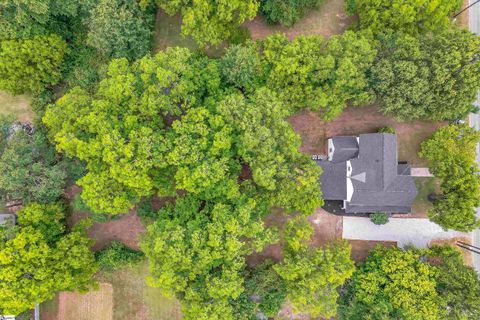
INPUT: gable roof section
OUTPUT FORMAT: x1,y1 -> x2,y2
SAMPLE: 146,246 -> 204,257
330,136 -> 359,162
317,160 -> 347,200
318,133 -> 418,214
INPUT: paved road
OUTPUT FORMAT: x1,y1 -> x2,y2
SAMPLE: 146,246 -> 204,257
469,0 -> 480,273
343,217 -> 470,248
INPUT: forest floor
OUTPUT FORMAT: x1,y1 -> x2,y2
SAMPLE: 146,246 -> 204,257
243,0 -> 355,40
0,90 -> 33,122
289,105 -> 445,167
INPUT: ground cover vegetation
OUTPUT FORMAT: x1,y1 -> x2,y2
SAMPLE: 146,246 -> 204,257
339,245 -> 480,320
2,0 -> 480,318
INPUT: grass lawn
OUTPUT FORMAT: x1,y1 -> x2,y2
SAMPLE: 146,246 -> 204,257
410,177 -> 441,218
0,90 -> 33,122
97,260 -> 182,320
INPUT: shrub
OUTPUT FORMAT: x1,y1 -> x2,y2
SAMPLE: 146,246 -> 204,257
95,241 -> 144,270
378,126 -> 395,134
261,0 -> 324,27
370,212 -> 389,225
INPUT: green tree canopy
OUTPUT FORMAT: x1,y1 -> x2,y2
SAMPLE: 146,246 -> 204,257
0,117 -> 67,204
371,29 -> 480,121
263,31 -> 376,119
347,0 -> 462,35
339,246 -> 446,320
0,0 -> 90,40
86,0 -> 155,60
43,48 -> 221,214
261,0 -> 324,27
427,245 -> 480,320
140,193 -> 277,320
274,217 -> 355,318
0,35 -> 68,94
219,42 -> 265,93
156,0 -> 259,46
0,203 -> 97,315
419,125 -> 480,231
217,88 -> 323,214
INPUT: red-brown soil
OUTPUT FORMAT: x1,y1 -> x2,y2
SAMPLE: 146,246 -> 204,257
289,105 -> 446,166
348,240 -> 397,263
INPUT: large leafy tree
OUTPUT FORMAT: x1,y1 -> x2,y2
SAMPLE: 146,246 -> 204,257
428,245 -> 480,320
0,116 -> 67,204
0,35 -> 68,94
0,0 -> 90,40
232,260 -> 287,319
263,31 -> 376,119
274,217 -> 355,318
371,29 -> 480,121
156,0 -> 259,46
86,0 -> 155,60
419,125 -> 480,231
339,246 -> 446,320
219,42 -> 265,93
217,88 -> 323,214
347,0 -> 462,35
261,0 -> 324,27
43,48 -> 220,214
0,203 -> 97,315
141,194 -> 277,320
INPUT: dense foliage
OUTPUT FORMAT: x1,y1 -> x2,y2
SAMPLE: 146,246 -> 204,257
263,31 -> 376,119
0,35 -> 68,94
0,116 -> 67,204
347,0 -> 462,35
371,29 -> 480,121
0,0 -> 90,40
419,125 -> 480,232
274,217 -> 355,318
156,0 -> 259,46
86,0 -> 155,60
220,42 -> 265,93
340,245 -> 480,320
0,203 -> 97,315
261,0 -> 323,27
141,194 -> 277,320
428,245 -> 480,320
340,246 -> 445,320
95,241 -> 144,270
233,260 -> 287,319
44,49 -> 322,215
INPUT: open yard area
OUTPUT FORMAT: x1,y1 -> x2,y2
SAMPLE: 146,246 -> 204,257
289,105 -> 446,166
41,262 -> 181,320
0,90 -> 33,122
244,0 -> 355,40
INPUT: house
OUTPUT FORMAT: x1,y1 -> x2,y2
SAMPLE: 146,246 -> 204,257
317,133 -> 418,214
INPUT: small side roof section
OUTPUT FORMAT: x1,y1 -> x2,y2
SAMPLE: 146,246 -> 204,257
329,136 -> 359,162
317,161 -> 347,200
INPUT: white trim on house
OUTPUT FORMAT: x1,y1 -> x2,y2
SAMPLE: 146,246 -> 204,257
327,139 -> 335,161
346,177 -> 354,202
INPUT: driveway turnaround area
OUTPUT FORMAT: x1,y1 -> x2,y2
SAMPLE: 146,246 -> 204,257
343,217 -> 471,248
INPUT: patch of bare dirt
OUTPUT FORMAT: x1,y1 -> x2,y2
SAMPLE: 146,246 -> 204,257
244,0 -> 355,41
429,237 -> 474,267
57,283 -> 113,320
347,240 -> 397,263
289,105 -> 446,166
309,208 -> 343,247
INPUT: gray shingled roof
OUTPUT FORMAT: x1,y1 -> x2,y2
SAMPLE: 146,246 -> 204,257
317,161 -> 347,200
318,133 -> 418,214
330,136 -> 359,162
